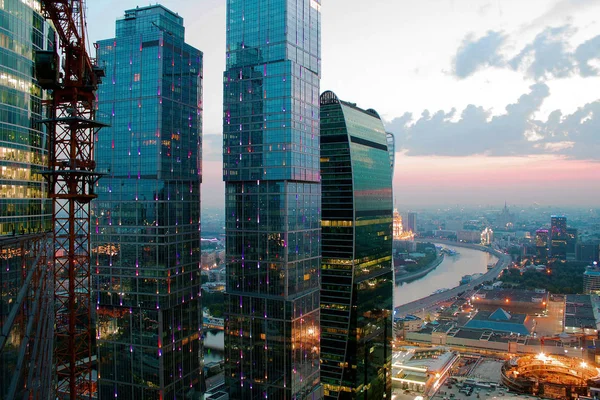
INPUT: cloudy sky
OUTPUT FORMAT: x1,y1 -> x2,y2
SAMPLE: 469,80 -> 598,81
87,0 -> 600,208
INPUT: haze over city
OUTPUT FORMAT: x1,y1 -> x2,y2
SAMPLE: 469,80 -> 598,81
87,0 -> 600,208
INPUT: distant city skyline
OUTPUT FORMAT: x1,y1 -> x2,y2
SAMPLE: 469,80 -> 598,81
88,0 -> 600,207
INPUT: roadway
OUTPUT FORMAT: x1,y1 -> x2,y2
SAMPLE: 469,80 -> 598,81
395,240 -> 512,317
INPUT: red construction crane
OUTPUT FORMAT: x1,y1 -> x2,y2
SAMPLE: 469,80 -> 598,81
35,1 -> 105,398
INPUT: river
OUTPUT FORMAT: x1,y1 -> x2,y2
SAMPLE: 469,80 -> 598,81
394,244 -> 498,308
204,330 -> 224,363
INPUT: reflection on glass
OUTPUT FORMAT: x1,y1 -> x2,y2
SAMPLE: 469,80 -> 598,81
222,0 -> 322,398
92,5 -> 204,399
320,91 -> 393,400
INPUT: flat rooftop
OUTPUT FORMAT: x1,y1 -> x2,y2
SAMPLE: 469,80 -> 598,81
566,294 -> 593,305
565,294 -> 597,329
393,347 -> 455,372
565,316 -> 597,329
474,288 -> 547,303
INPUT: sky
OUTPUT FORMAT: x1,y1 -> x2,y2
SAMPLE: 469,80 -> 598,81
86,0 -> 600,209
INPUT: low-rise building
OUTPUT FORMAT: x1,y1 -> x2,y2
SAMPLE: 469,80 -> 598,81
583,266 -> 600,295
463,308 -> 534,336
392,347 -> 456,393
473,288 -> 548,313
564,294 -> 597,334
208,266 -> 226,282
405,324 -> 585,358
457,230 -> 480,243
395,314 -> 423,338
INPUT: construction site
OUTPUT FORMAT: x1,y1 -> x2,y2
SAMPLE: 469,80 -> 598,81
502,353 -> 599,399
394,288 -> 600,399
392,348 -> 600,400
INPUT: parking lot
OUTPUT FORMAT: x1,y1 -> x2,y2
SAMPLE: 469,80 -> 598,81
393,352 -> 568,400
429,358 -> 543,400
533,299 -> 564,336
430,377 -> 544,400
430,382 -> 546,400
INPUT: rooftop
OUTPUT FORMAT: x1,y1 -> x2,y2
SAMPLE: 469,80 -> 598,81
124,4 -> 182,20
565,316 -> 597,329
392,347 -> 455,373
566,294 -> 593,305
474,288 -> 547,303
463,308 -> 532,335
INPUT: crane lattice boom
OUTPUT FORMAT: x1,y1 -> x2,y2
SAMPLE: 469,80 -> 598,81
37,1 -> 105,398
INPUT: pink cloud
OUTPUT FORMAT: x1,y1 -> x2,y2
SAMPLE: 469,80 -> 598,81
394,155 -> 600,205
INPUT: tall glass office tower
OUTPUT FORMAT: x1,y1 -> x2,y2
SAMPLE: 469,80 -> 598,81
0,1 -> 55,398
93,5 -> 203,399
320,91 -> 393,400
223,0 -> 322,398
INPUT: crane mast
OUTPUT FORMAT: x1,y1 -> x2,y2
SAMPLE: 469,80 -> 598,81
37,1 -> 105,398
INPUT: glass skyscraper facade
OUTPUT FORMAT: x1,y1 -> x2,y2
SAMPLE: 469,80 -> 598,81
550,215 -> 567,260
222,0 -> 322,398
93,5 -> 203,399
535,229 -> 549,260
0,0 -> 52,235
320,91 -> 393,400
0,0 -> 54,398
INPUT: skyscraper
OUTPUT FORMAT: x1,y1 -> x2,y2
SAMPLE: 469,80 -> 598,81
319,91 -> 393,399
566,228 -> 578,258
393,209 -> 403,240
496,202 -> 515,229
0,1 -> 55,398
222,0 -> 322,398
406,212 -> 417,234
93,5 -> 204,399
576,241 -> 600,263
535,229 -> 549,260
550,215 -> 567,260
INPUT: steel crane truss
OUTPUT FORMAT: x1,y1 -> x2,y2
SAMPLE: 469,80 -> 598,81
42,94 -> 105,399
38,0 -> 106,397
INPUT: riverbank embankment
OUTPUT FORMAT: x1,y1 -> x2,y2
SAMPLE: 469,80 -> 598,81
395,253 -> 445,283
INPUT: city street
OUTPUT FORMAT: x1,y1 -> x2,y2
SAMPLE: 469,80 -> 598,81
534,299 -> 565,336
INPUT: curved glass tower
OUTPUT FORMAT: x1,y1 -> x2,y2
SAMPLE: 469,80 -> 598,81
0,1 -> 55,398
320,91 -> 393,400
222,0 -> 322,398
93,5 -> 204,399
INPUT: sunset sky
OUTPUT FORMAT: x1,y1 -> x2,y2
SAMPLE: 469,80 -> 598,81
88,0 -> 600,208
